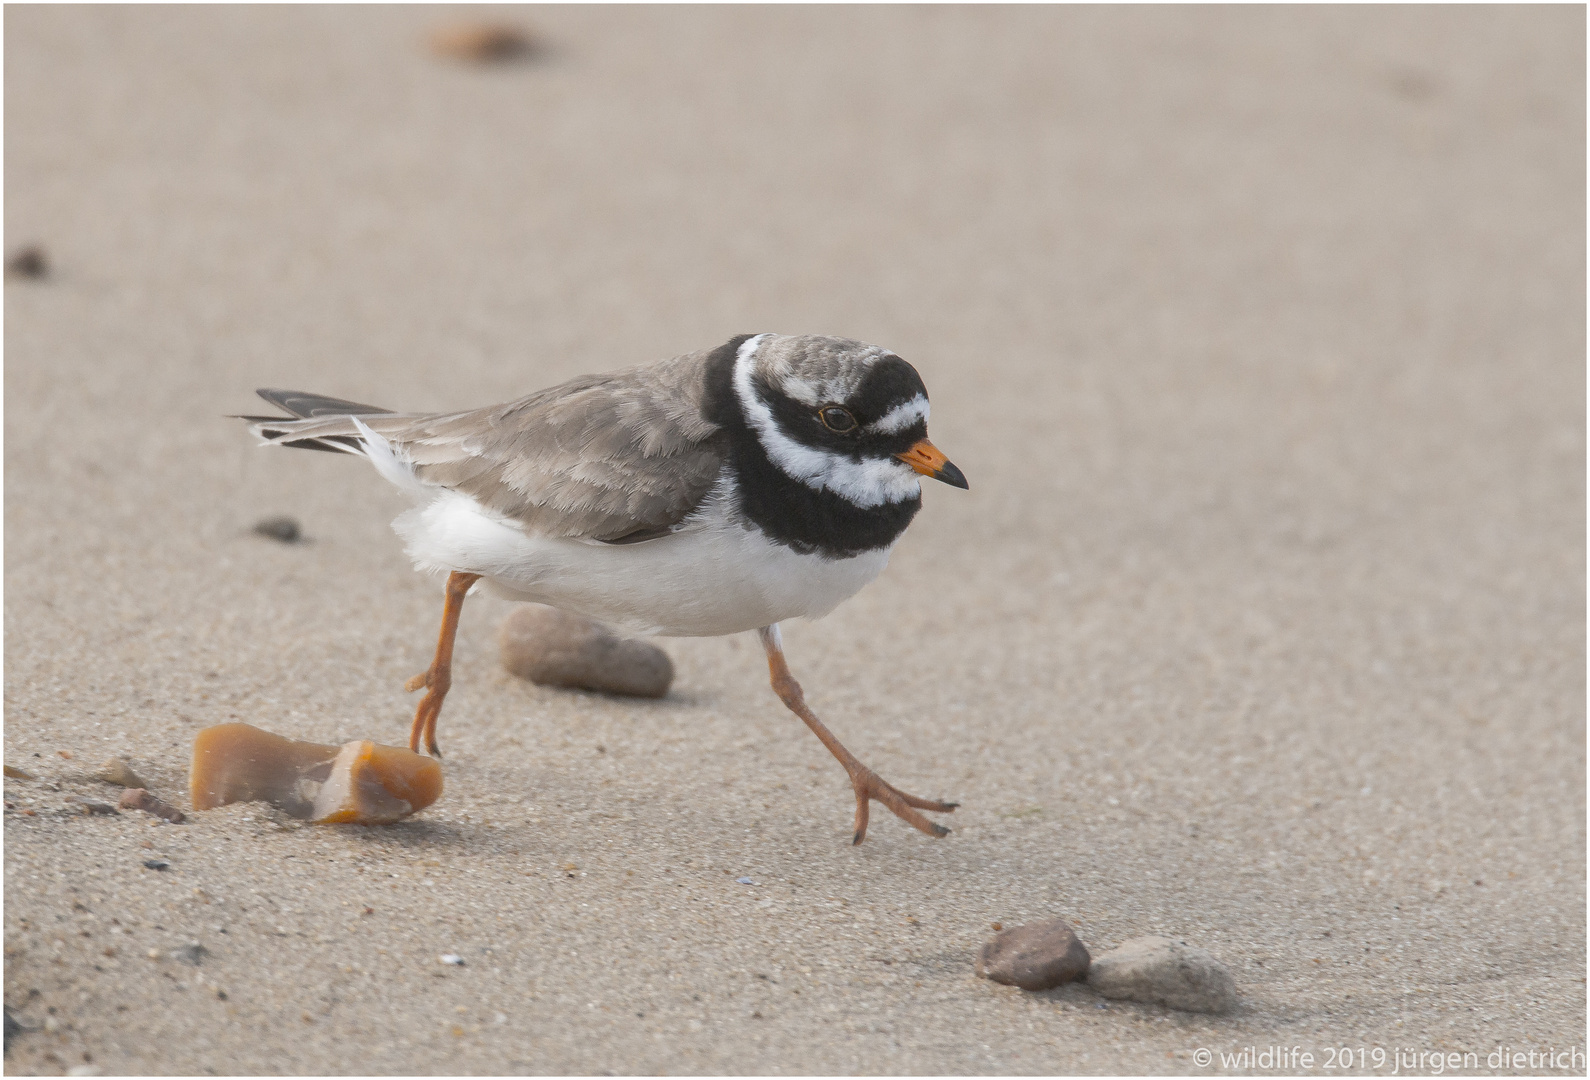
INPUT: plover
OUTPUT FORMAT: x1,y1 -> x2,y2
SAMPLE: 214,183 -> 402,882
242,333 -> 968,842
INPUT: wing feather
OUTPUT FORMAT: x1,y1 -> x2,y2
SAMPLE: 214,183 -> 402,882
395,349 -> 725,541
246,348 -> 728,542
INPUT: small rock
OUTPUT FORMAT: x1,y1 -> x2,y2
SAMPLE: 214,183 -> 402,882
1086,935 -> 1237,1014
4,1006 -> 22,1052
170,943 -> 208,965
429,23 -> 539,62
252,515 -> 301,543
117,788 -> 186,824
439,953 -> 465,966
142,859 -> 171,871
65,796 -> 119,816
5,245 -> 48,279
976,918 -> 1091,991
4,765 -> 35,780
95,758 -> 146,789
736,877 -> 755,886
499,605 -> 672,698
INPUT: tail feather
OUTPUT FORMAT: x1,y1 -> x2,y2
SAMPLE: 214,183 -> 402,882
238,389 -> 412,456
254,388 -> 393,419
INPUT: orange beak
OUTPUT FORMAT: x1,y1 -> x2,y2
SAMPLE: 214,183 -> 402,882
894,438 -> 969,489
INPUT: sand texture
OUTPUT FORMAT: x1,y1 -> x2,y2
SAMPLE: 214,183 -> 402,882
4,6 -> 1584,1075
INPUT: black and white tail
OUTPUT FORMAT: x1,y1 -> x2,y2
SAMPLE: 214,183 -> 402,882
238,388 -> 398,455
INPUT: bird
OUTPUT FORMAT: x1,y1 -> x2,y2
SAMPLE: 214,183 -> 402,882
240,333 -> 969,843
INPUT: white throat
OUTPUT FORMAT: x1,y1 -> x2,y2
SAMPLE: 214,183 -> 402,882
731,335 -> 922,509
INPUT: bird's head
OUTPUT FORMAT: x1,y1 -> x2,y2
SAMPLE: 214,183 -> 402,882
731,333 -> 967,508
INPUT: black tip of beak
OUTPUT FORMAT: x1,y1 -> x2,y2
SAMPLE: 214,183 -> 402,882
935,460 -> 969,490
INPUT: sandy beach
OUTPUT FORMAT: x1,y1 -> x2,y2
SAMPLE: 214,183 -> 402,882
4,6 -> 1584,1075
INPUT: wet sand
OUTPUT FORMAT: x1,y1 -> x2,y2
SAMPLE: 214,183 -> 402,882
4,6 -> 1584,1075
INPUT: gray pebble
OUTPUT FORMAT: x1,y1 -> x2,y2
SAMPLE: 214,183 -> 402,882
142,859 -> 171,871
5,245 -> 47,279
975,918 -> 1091,991
170,943 -> 208,965
1086,935 -> 1237,1014
95,757 -> 146,789
499,605 -> 672,698
252,515 -> 301,543
65,795 -> 119,816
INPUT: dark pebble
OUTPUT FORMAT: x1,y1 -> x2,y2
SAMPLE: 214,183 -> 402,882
66,796 -> 119,816
976,917 -> 1091,991
170,943 -> 208,965
499,604 -> 673,698
252,516 -> 302,543
5,245 -> 47,279
429,23 -> 539,62
142,859 -> 171,871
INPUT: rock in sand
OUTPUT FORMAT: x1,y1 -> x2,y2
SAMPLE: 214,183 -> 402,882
499,605 -> 672,698
975,918 -> 1091,991
1086,935 -> 1237,1014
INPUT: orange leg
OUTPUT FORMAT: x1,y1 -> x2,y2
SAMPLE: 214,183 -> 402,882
758,625 -> 957,845
405,571 -> 482,758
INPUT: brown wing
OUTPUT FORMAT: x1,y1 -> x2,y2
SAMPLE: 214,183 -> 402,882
387,347 -> 727,542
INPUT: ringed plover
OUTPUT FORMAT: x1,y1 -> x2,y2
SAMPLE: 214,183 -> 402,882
242,333 -> 967,843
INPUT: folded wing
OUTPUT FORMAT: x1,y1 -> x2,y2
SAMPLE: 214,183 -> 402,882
245,349 -> 728,543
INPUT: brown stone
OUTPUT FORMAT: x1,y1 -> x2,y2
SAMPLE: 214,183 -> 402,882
118,788 -> 187,824
429,24 -> 538,63
975,918 -> 1091,991
189,723 -> 442,825
499,605 -> 673,698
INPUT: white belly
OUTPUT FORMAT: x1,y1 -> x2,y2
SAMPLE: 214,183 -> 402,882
392,489 -> 893,636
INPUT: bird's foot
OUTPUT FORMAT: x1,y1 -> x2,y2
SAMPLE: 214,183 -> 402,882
404,668 -> 448,758
847,765 -> 957,845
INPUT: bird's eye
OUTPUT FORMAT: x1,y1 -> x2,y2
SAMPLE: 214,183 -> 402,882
819,406 -> 857,433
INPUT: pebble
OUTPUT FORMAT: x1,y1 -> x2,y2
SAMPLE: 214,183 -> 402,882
95,758 -> 146,789
119,788 -> 186,824
65,795 -> 119,816
4,765 -> 35,780
975,918 -> 1091,991
1086,935 -> 1237,1014
170,943 -> 208,966
142,859 -> 171,871
499,605 -> 673,698
429,23 -> 538,62
439,954 -> 465,966
252,515 -> 301,543
5,245 -> 47,279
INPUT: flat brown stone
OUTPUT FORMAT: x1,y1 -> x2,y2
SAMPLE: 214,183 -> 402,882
975,918 -> 1091,991
499,605 -> 673,699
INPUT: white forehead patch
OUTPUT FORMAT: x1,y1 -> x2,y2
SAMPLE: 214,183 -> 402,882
779,375 -> 821,406
733,335 -> 921,509
865,394 -> 930,435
